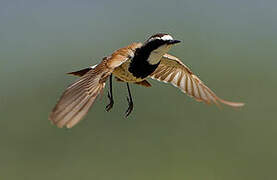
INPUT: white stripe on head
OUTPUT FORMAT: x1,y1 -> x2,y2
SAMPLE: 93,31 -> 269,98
161,35 -> 173,41
148,33 -> 173,42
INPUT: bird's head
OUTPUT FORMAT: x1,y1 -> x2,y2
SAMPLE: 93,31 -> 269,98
145,33 -> 181,46
143,33 -> 181,64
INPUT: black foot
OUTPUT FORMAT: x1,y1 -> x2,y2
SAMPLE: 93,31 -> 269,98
125,96 -> 133,117
105,92 -> 114,112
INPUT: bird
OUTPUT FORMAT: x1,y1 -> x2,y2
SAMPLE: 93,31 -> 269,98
49,33 -> 244,128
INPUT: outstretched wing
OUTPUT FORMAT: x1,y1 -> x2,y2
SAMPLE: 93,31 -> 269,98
49,64 -> 109,128
49,43 -> 142,128
149,54 -> 244,107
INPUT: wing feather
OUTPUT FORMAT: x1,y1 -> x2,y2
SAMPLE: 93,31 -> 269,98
50,43 -> 142,128
150,54 -> 244,107
49,67 -> 107,128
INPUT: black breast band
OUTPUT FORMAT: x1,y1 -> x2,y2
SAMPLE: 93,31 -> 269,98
129,40 -> 163,79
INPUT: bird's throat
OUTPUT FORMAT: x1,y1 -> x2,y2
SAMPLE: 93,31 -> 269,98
128,44 -> 170,79
147,51 -> 164,65
147,44 -> 171,65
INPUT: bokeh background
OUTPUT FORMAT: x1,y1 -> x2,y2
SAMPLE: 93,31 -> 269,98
1,0 -> 277,179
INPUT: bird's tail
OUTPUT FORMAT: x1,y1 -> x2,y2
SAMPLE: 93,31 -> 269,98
49,64 -> 110,128
67,67 -> 92,77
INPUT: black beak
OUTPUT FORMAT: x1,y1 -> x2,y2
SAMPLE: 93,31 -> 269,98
167,40 -> 181,45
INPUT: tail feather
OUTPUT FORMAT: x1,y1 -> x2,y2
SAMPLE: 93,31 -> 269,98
67,67 -> 92,77
135,80 -> 152,87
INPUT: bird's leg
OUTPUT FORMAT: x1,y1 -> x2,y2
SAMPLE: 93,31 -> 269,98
125,83 -> 134,117
105,75 -> 114,111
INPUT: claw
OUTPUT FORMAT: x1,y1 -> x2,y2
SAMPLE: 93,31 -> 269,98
125,96 -> 133,117
105,92 -> 114,112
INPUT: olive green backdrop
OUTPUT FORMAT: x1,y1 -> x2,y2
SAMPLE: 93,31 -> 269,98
1,0 -> 276,179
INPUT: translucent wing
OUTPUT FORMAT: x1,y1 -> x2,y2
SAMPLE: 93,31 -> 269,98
49,43 -> 142,128
49,65 -> 108,128
150,54 -> 244,107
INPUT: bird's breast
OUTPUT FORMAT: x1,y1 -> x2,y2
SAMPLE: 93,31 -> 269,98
112,61 -> 145,82
128,48 -> 161,79
128,60 -> 160,79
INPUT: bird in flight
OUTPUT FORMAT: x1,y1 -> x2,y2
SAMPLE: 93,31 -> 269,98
49,33 -> 244,128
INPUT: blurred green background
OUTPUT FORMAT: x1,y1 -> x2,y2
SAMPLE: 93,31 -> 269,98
1,0 -> 277,179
